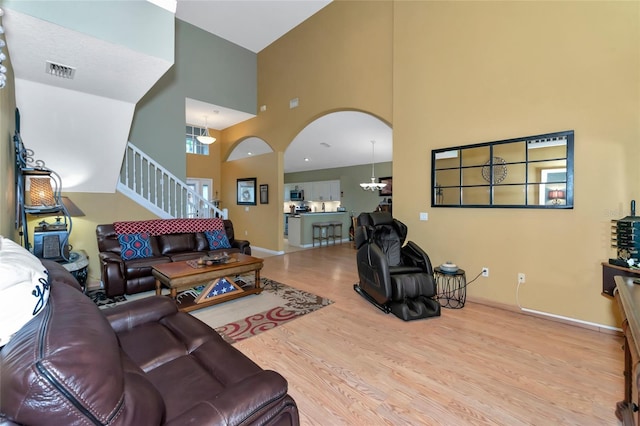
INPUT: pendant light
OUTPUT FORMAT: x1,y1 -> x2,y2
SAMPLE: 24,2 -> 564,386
196,115 -> 216,145
360,140 -> 387,191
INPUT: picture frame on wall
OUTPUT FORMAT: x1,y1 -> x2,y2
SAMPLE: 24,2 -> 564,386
237,178 -> 257,205
378,176 -> 393,196
260,184 -> 269,204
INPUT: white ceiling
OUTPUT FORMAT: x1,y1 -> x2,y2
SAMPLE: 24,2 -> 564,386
176,0 -> 392,173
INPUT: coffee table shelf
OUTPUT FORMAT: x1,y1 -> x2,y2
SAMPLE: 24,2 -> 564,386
152,253 -> 264,313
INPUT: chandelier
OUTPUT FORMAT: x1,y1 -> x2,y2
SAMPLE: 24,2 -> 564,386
360,140 -> 387,192
196,115 -> 216,145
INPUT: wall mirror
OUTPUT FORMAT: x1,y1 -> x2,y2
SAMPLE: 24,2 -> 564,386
432,130 -> 573,208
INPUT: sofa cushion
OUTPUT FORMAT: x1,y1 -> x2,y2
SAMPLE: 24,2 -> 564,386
0,236 -> 50,346
158,233 -> 197,255
205,229 -> 232,250
118,232 -> 153,260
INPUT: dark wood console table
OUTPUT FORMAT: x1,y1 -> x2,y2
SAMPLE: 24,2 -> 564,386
614,275 -> 640,424
603,262 -> 640,296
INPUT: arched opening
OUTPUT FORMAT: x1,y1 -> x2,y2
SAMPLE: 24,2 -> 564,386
283,110 -> 392,252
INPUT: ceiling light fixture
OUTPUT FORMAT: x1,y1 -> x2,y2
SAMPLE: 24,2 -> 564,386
196,115 -> 216,145
360,140 -> 387,192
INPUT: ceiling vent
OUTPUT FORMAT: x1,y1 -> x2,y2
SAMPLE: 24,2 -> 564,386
45,61 -> 76,79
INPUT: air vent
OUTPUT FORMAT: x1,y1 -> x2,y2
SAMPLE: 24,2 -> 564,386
45,61 -> 76,79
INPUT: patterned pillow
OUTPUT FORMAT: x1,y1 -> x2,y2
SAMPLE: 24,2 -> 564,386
117,233 -> 152,260
205,230 -> 231,250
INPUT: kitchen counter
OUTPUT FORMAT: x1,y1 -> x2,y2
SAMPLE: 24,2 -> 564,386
286,212 -> 348,247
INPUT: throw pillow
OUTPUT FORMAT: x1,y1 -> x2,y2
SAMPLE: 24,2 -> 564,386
0,236 -> 50,346
117,233 -> 152,260
205,230 -> 231,250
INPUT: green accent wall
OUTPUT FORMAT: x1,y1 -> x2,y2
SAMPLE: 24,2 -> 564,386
1,0 -> 174,62
129,19 -> 257,181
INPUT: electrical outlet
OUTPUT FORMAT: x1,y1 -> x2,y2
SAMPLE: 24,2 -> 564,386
518,273 -> 526,284
482,267 -> 489,277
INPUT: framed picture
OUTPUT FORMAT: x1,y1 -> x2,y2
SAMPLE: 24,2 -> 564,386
237,178 -> 257,205
194,277 -> 243,304
260,184 -> 269,204
378,176 -> 393,196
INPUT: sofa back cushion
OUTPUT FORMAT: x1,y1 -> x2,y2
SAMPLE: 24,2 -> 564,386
0,268 -> 164,425
158,233 -> 198,255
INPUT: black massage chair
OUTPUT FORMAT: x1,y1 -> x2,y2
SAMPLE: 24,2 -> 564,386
354,211 -> 441,321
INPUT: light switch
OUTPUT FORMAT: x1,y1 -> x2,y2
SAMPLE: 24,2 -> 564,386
419,212 -> 428,221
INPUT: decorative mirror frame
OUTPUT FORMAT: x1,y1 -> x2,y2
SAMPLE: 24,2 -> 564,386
431,130 -> 574,209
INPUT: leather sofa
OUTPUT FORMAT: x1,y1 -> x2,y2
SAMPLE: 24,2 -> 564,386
96,219 -> 251,297
0,260 -> 299,426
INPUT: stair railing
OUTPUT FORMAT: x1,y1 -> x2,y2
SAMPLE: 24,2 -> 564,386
117,142 -> 227,219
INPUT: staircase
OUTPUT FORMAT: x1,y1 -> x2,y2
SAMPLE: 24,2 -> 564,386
117,142 -> 227,220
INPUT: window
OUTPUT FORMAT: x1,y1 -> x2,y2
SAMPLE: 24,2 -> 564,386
186,125 -> 209,155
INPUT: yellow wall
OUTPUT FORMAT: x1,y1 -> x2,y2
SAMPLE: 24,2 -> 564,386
220,152 -> 283,249
393,1 -> 639,326
220,0 -> 394,252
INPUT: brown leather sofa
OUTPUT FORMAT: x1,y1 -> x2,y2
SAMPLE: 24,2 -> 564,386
96,219 -> 251,297
0,260 -> 299,426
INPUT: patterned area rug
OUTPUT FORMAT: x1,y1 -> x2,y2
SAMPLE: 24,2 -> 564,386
86,289 -> 127,307
211,279 -> 333,343
88,276 -> 333,344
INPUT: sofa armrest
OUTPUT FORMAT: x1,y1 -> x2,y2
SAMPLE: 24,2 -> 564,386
105,296 -> 178,333
232,238 -> 251,255
166,370 -> 291,426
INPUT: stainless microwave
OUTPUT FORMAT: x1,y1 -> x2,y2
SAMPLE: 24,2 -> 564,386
290,190 -> 304,201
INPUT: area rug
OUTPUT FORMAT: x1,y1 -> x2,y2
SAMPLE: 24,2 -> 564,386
193,277 -> 333,343
86,289 -> 127,307
90,276 -> 333,344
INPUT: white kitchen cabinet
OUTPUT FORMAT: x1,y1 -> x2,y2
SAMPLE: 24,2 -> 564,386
328,180 -> 340,201
284,184 -> 292,202
306,180 -> 340,201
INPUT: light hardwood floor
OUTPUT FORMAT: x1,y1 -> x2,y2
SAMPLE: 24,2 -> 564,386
239,244 -> 624,425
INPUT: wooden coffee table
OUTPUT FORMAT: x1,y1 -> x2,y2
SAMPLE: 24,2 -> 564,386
152,253 -> 264,312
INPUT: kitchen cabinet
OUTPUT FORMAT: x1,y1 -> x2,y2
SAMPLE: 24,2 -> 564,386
284,180 -> 340,202
284,184 -> 292,202
309,180 -> 340,202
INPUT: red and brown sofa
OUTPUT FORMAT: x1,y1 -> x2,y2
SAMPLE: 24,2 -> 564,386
96,218 -> 251,297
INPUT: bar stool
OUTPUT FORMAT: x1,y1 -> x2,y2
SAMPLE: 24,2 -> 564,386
329,221 -> 342,244
312,222 -> 330,247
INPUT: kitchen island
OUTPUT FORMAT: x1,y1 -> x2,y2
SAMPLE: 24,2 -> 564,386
286,212 -> 349,247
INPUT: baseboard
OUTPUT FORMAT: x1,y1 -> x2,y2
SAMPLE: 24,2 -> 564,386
467,296 -> 622,336
251,246 -> 285,256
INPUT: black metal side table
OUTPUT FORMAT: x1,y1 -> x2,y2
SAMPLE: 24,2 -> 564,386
434,267 -> 466,309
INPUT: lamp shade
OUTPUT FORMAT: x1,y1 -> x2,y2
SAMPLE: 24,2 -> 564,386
29,177 -> 55,206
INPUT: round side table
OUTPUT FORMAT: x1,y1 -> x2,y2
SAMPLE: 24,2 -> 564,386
61,250 -> 89,292
434,267 -> 466,309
